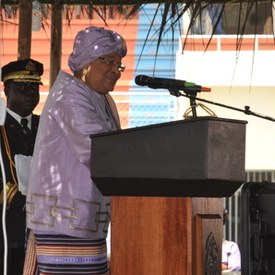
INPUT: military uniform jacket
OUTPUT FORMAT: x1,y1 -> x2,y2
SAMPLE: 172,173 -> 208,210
0,112 -> 39,248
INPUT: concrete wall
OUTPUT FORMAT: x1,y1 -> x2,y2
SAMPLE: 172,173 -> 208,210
176,35 -> 275,170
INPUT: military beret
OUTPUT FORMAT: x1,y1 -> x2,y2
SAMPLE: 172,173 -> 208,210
1,59 -> 44,84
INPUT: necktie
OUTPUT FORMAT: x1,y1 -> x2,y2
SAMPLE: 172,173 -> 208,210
21,118 -> 32,136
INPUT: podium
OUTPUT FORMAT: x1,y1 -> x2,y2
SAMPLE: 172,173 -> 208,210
90,117 -> 246,275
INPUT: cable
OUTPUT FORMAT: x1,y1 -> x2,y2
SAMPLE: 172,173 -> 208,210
0,135 -> 7,275
0,2 -> 7,273
0,96 -> 7,275
0,128 -> 7,275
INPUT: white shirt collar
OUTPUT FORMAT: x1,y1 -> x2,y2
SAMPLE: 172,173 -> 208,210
6,108 -> 32,128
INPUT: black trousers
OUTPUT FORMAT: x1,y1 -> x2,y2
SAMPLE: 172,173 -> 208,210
0,247 -> 25,275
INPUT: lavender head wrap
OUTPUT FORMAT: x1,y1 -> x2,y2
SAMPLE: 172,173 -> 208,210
68,26 -> 127,73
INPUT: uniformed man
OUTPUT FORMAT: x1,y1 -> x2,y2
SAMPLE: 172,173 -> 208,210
0,59 -> 43,275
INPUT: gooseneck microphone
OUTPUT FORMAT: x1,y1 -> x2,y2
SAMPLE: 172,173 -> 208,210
135,75 -> 211,92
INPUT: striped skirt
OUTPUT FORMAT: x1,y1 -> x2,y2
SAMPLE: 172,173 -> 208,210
23,230 -> 109,275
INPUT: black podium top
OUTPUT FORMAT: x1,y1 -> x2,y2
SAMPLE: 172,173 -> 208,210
90,117 -> 247,197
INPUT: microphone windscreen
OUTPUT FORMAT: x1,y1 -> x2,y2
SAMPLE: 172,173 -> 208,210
135,75 -> 147,86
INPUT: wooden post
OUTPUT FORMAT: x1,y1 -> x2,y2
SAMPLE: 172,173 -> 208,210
18,0 -> 32,60
50,0 -> 63,88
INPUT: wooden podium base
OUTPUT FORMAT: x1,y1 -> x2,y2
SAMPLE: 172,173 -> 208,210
110,196 -> 223,275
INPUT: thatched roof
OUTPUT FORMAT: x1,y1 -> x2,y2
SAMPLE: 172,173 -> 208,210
0,0 -> 272,4
1,1 -> 273,35
1,1 -> 272,34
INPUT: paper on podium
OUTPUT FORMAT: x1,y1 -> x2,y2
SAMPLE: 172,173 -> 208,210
14,154 -> 32,196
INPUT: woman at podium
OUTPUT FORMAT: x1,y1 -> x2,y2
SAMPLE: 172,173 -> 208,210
23,26 -> 127,275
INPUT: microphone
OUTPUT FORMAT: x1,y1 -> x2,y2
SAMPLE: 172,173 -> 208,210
135,75 -> 211,92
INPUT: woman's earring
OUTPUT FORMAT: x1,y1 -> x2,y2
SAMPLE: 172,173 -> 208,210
82,67 -> 88,77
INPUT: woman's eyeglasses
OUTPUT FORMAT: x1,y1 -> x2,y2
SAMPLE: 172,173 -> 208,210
98,57 -> 126,72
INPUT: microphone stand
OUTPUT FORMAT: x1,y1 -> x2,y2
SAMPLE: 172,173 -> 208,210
169,88 -> 199,118
168,88 -> 275,122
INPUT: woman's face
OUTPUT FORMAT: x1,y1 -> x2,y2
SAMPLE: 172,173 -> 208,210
84,53 -> 124,94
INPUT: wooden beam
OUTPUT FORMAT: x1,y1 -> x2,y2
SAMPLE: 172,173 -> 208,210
0,0 -> 173,4
1,0 -> 267,5
50,0 -> 63,87
18,0 -> 32,60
